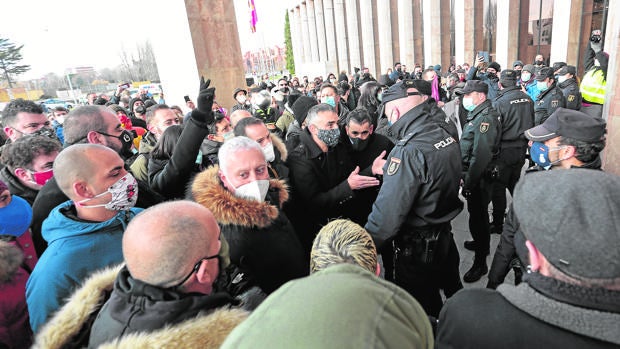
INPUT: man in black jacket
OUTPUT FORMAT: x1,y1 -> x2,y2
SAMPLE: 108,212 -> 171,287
288,104 -> 380,250
365,79 -> 463,317
437,169 -> 620,349
534,67 -> 566,125
489,70 -> 534,234
556,65 -> 582,110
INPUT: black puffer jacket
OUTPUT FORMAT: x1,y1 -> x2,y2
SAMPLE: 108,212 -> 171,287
190,166 -> 308,294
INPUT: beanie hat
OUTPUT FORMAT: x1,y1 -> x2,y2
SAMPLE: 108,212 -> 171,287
488,62 -> 501,71
292,96 -> 319,125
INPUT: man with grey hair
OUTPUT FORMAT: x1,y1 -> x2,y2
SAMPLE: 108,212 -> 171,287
287,103 -> 382,251
190,136 -> 307,294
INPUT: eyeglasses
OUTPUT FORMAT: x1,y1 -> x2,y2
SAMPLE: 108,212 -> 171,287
171,253 -> 219,290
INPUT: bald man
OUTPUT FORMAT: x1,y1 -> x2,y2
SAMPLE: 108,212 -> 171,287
87,201 -> 240,347
26,144 -> 143,333
229,109 -> 252,128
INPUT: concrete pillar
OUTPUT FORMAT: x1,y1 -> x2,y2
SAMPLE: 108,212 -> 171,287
345,0 -> 362,70
495,0 -> 520,70
307,0 -> 320,62
398,0 -> 414,66
184,0 -> 245,111
359,0 -> 376,75
377,0 -> 394,74
456,0 -> 477,66
334,0 -> 350,73
300,3 -> 312,63
601,0 -> 620,174
151,1 -> 199,110
290,8 -> 302,66
412,0 -> 424,66
549,0 -> 585,67
423,0 -> 443,67
314,0 -> 329,63
323,0 -> 337,63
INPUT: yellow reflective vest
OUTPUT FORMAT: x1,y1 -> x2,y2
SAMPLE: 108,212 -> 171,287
580,69 -> 606,104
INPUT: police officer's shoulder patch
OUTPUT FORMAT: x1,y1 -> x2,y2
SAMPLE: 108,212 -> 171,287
480,122 -> 490,133
551,100 -> 559,108
568,95 -> 575,102
387,157 -> 401,175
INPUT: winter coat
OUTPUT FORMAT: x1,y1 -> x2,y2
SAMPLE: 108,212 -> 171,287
32,265 -> 248,349
129,131 -> 157,183
190,166 -> 308,294
268,133 -> 289,181
0,241 -> 32,349
221,264 -> 434,349
26,201 -> 142,333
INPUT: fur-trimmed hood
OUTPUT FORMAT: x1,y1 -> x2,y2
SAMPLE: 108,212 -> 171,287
33,264 -> 249,349
190,166 -> 288,229
270,133 -> 287,162
0,240 -> 23,283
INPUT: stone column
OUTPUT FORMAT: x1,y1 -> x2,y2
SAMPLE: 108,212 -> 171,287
398,0 -> 414,66
314,0 -> 328,63
601,0 -> 620,174
495,0 -> 520,70
359,0 -> 376,75
548,0 -> 584,68
456,0 -> 477,66
334,0 -> 350,73
422,0 -> 438,66
345,0 -> 362,70
290,8 -> 302,65
300,3 -> 312,63
323,0 -> 339,71
377,0 -> 393,74
184,0 -> 245,110
307,0 -> 320,62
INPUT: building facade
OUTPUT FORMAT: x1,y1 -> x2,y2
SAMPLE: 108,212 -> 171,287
288,0 -> 611,79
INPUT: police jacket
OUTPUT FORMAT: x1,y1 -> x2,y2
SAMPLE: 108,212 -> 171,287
534,84 -> 565,125
460,99 -> 501,190
492,86 -> 534,148
365,102 -> 463,249
557,78 -> 581,110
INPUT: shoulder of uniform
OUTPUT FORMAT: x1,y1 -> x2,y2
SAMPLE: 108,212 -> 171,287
396,132 -> 415,146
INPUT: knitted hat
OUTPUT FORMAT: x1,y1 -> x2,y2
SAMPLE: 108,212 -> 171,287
292,96 -> 319,125
488,62 -> 501,72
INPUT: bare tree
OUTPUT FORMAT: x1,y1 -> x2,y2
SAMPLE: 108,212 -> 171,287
117,40 -> 160,83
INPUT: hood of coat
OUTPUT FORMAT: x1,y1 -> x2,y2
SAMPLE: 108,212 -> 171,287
32,264 -> 248,349
0,241 -> 23,283
270,133 -> 287,162
190,166 -> 288,229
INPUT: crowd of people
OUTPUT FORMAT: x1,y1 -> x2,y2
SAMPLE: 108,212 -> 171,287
0,29 -> 617,348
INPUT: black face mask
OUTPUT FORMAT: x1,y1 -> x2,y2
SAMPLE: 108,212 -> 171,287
535,60 -> 544,66
487,72 -> 497,80
350,137 -> 370,151
29,127 -> 59,141
99,130 -> 135,159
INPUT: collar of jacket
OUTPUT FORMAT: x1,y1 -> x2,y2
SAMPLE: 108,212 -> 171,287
299,128 -> 326,159
558,78 -> 577,89
0,166 -> 38,203
387,102 -> 432,140
537,82 -> 558,100
496,85 -> 521,98
466,99 -> 492,121
498,277 -> 620,345
190,166 -> 289,228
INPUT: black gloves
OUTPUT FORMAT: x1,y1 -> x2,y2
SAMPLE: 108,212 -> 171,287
191,76 -> 216,125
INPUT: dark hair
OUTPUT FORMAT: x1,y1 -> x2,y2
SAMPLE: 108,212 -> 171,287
63,106 -> 109,145
357,81 -> 383,112
1,99 -> 44,127
345,108 -> 373,126
145,104 -> 170,126
150,124 -> 183,160
107,104 -> 128,115
558,136 -> 606,164
234,117 -> 265,137
53,106 -> 69,113
320,83 -> 338,96
337,81 -> 351,96
1,135 -> 62,171
208,112 -> 228,135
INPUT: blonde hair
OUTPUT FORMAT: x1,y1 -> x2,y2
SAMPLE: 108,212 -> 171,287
310,219 -> 377,274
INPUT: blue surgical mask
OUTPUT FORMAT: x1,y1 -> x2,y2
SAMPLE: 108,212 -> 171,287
530,141 -> 566,169
323,96 -> 337,108
537,81 -> 549,92
462,97 -> 476,112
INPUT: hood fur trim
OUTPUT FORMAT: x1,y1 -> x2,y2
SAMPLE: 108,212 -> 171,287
32,264 -> 123,349
191,166 -> 288,228
98,307 -> 248,349
0,241 -> 23,283
270,133 -> 287,161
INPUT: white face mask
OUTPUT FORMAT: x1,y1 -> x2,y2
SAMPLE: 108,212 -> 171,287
558,75 -> 568,84
77,173 -> 139,211
233,179 -> 270,202
236,95 -> 247,104
262,142 -> 276,163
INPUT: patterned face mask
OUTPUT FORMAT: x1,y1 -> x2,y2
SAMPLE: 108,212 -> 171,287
77,173 -> 138,211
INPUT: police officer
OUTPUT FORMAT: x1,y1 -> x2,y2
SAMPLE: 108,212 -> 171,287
459,80 -> 501,283
365,79 -> 463,317
556,65 -> 582,111
489,70 -> 534,234
534,67 -> 566,125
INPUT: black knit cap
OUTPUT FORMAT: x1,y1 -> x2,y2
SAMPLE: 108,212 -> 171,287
291,96 -> 319,125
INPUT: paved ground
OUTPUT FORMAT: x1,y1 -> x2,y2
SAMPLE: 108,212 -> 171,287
452,193 -> 516,290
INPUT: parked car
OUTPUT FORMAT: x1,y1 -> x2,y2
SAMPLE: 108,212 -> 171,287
39,98 -> 74,112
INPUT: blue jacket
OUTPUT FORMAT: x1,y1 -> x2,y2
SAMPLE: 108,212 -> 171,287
26,201 -> 142,333
523,79 -> 541,101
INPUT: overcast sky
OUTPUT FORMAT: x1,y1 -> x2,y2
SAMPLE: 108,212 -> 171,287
1,0 -> 287,80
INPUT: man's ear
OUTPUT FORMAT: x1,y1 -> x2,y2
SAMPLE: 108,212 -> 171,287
195,259 -> 217,285
207,134 -> 216,141
73,181 -> 93,200
86,130 -> 103,145
369,124 -> 374,134
3,126 -> 14,140
13,168 -> 31,183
